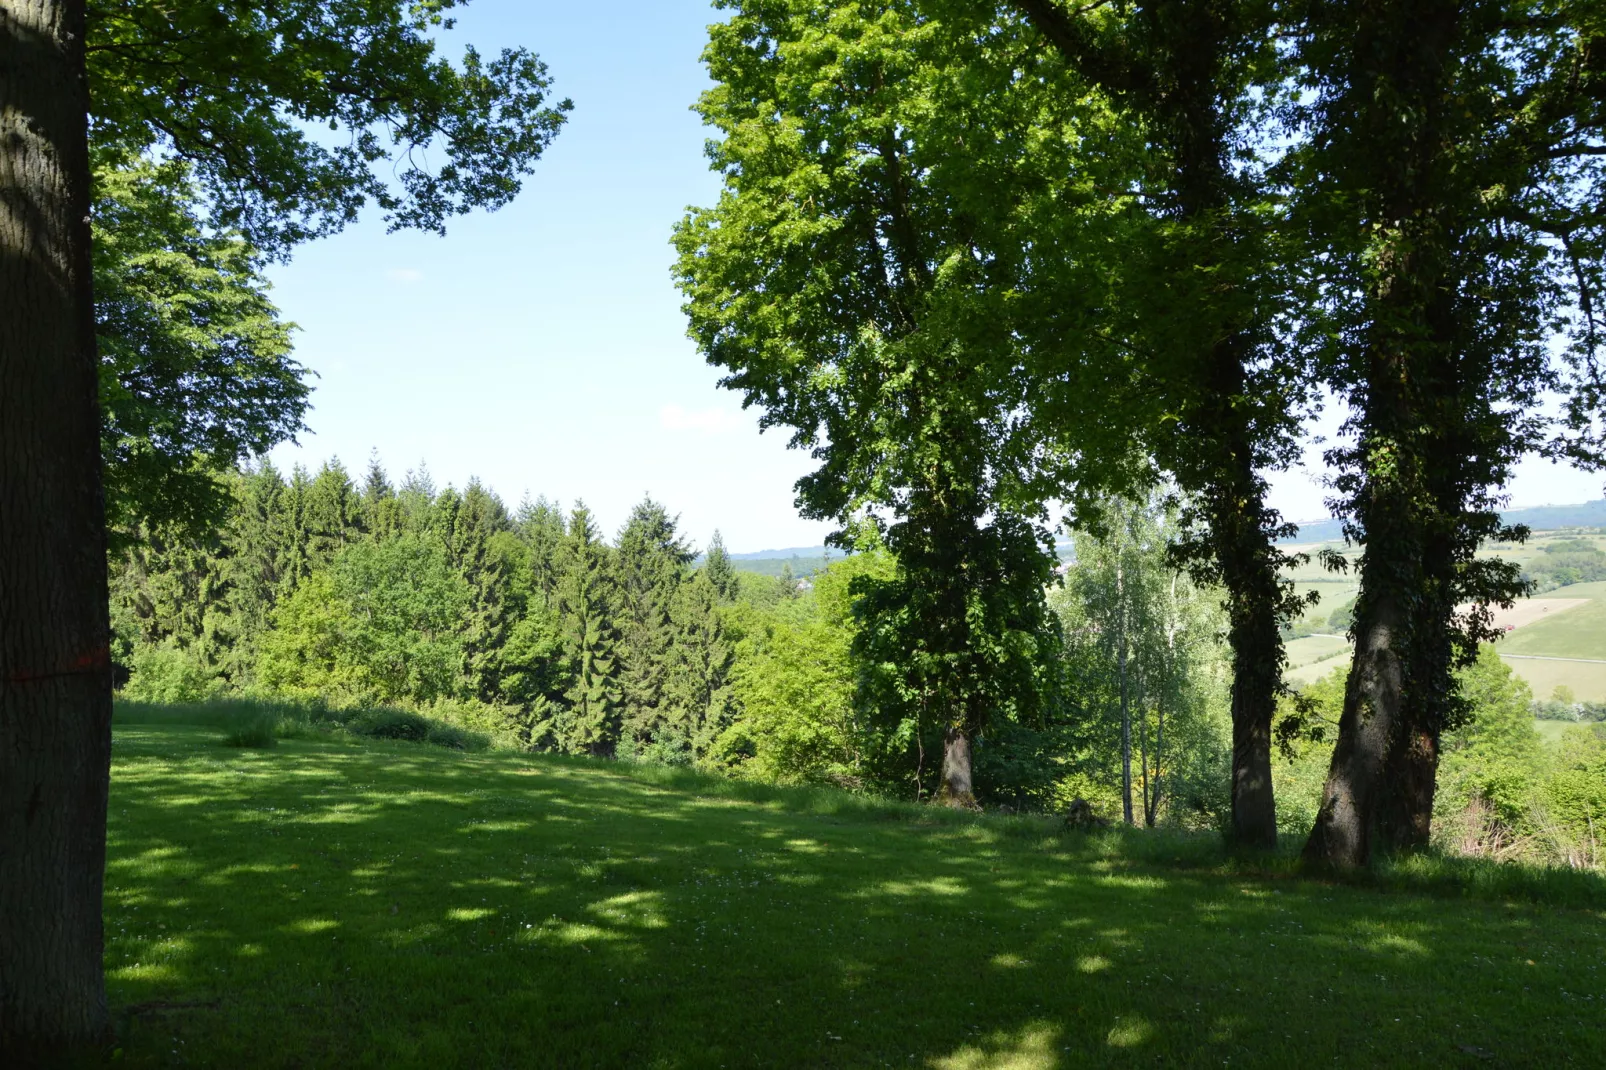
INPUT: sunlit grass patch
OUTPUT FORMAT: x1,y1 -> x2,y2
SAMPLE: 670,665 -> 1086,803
105,711 -> 1606,1067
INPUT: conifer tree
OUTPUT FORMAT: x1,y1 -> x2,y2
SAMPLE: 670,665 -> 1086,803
615,498 -> 695,755
304,460 -> 362,564
702,530 -> 740,603
553,504 -> 622,755
217,463 -> 293,681
516,494 -> 567,601
440,480 -> 516,702
397,462 -> 437,532
664,568 -> 738,761
360,452 -> 403,539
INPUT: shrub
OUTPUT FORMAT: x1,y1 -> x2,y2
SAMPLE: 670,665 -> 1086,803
122,640 -> 222,704
425,722 -> 472,750
350,707 -> 431,742
424,695 -> 522,749
222,714 -> 278,749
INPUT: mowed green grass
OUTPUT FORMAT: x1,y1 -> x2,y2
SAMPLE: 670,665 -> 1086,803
105,718 -> 1605,1068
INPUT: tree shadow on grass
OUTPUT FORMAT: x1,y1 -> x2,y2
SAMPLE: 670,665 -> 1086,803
105,725 -> 1606,1068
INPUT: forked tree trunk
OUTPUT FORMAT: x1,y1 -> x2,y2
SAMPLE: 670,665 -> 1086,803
1302,593 -> 1406,869
935,725 -> 977,809
0,0 -> 114,1056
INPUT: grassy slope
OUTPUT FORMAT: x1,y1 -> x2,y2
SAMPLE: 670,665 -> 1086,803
1497,581 -> 1606,659
106,719 -> 1605,1069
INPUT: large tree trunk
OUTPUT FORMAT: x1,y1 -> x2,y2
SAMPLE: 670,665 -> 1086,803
1158,1 -> 1283,851
934,725 -> 977,809
1216,506 -> 1283,851
1015,0 -> 1287,852
1302,593 -> 1406,868
1378,722 -> 1440,852
1117,554 -> 1134,825
0,0 -> 113,1056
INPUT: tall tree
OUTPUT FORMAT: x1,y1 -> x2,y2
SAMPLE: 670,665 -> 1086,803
1007,0 -> 1309,849
6,1 -> 568,1046
1060,491 -> 1223,826
1298,0 -> 1604,867
663,568 -> 739,762
701,530 -> 741,603
553,505 -> 622,756
0,0 -> 113,1053
674,0 -> 1063,805
517,495 -> 569,603
615,498 -> 695,755
360,453 -> 403,539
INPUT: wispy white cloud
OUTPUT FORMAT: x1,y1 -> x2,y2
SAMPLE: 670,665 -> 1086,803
385,268 -> 424,283
659,404 -> 744,435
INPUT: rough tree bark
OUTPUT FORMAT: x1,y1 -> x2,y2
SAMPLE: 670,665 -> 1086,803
1163,1 -> 1284,851
1301,592 -> 1407,867
1212,484 -> 1283,850
1118,551 -> 1134,826
0,0 -> 114,1055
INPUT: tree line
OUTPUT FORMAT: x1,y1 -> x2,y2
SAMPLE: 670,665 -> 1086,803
109,458 -> 1231,820
114,459 -> 739,763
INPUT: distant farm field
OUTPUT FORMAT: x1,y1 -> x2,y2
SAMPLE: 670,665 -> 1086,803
1496,581 -> 1606,660
1284,634 -> 1351,685
1280,573 -> 1606,699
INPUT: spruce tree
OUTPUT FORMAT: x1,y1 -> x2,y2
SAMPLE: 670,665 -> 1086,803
615,498 -> 695,756
220,462 -> 293,681
304,460 -> 361,564
360,451 -> 402,538
553,504 -> 622,755
664,569 -> 737,761
702,530 -> 740,603
440,480 -> 516,702
516,494 -> 567,601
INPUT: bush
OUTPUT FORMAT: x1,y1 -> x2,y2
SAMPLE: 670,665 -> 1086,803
122,640 -> 222,704
425,722 -> 472,750
222,714 -> 278,749
350,707 -> 431,742
424,695 -> 522,749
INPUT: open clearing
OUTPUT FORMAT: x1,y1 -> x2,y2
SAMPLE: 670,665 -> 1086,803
104,714 -> 1604,1068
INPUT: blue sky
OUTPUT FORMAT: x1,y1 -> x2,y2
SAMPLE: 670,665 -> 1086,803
266,0 -> 1603,551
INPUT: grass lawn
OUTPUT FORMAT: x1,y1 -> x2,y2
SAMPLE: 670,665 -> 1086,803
105,713 -> 1606,1068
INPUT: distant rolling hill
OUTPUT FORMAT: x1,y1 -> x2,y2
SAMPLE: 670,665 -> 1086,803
1282,499 -> 1606,545
714,501 -> 1606,574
